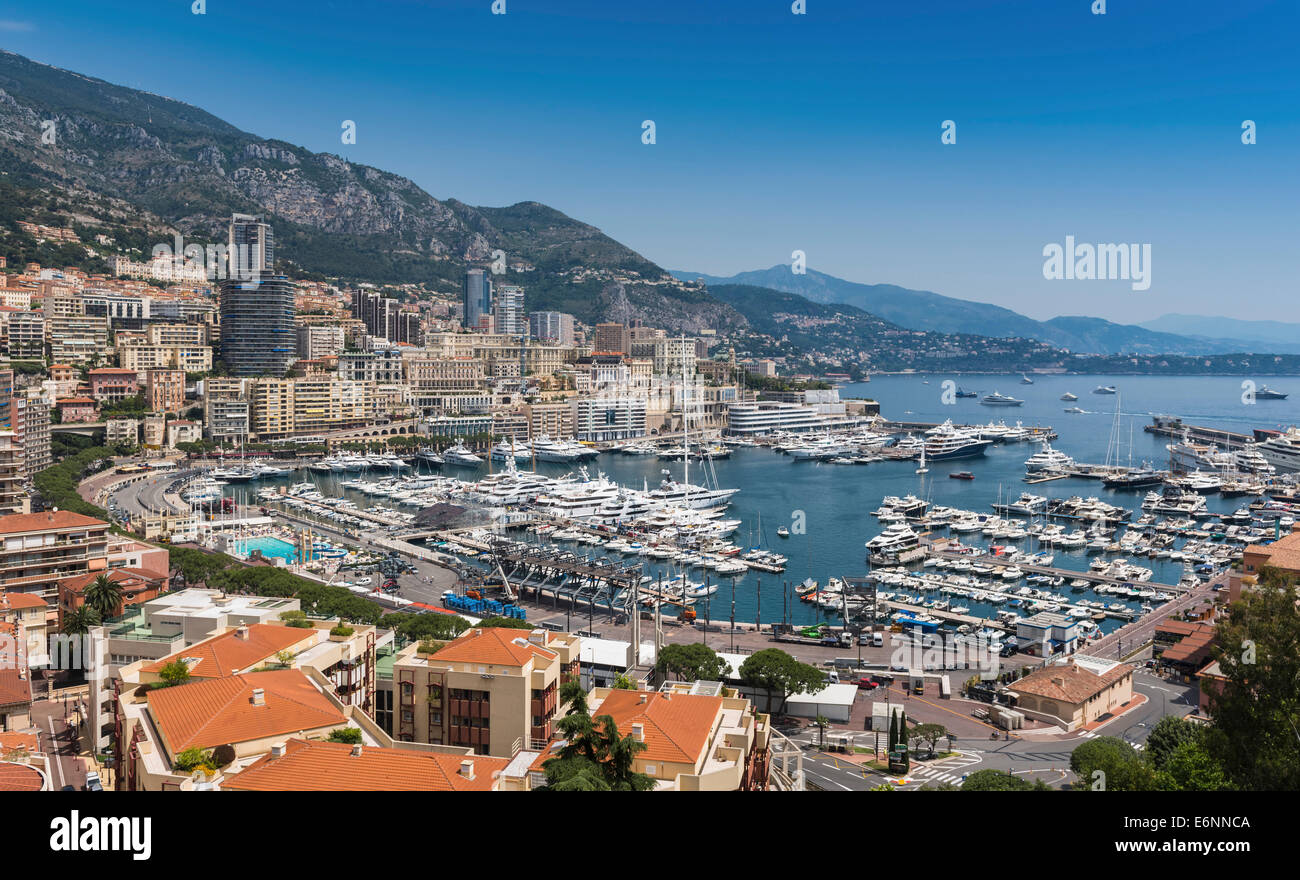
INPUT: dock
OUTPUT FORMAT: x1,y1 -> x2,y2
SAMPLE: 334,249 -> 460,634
923,548 -> 1188,593
879,599 -> 1009,632
1145,419 -> 1254,450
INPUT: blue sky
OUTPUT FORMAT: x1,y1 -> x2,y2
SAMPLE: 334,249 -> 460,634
2,0 -> 1296,322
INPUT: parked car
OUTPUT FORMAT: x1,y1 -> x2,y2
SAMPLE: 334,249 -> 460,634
83,770 -> 103,792
356,577 -> 372,586
854,677 -> 879,690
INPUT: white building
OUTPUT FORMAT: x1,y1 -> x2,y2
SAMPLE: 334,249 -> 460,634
573,396 -> 647,442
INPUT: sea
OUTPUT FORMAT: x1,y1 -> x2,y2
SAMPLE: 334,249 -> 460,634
221,374 -> 1298,628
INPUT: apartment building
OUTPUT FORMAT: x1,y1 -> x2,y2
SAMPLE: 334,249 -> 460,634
146,369 -> 186,414
582,682 -> 772,791
105,418 -> 140,445
203,377 -> 250,441
88,368 -> 140,402
0,510 -> 109,612
521,401 -> 575,439
391,627 -> 581,757
339,347 -> 406,384
572,396 -> 648,442
48,314 -> 110,363
593,322 -> 631,355
118,342 -> 213,373
529,311 -> 575,346
493,284 -> 526,336
406,356 -> 490,414
146,322 -> 207,347
13,388 -> 51,476
0,433 -> 23,514
4,311 -> 45,359
0,590 -> 48,665
297,324 -> 345,360
87,589 -> 304,753
249,377 -> 376,439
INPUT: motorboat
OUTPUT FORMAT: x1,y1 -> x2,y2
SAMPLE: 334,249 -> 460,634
1060,392 -> 1078,401
441,443 -> 483,466
1024,441 -> 1074,473
1093,385 -> 1117,395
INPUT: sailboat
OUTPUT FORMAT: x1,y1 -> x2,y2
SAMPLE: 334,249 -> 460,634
915,445 -> 929,475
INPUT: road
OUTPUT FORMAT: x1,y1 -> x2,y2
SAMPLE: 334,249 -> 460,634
30,698 -> 89,791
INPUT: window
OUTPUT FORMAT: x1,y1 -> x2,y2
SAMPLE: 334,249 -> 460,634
645,764 -> 656,776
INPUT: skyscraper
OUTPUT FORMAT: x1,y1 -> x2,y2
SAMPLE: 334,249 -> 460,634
493,284 -> 526,336
228,214 -> 274,280
529,311 -> 575,346
219,215 -> 295,377
463,269 -> 493,332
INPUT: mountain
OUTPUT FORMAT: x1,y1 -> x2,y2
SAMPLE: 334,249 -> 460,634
675,264 -> 1286,355
0,49 -> 741,333
1138,314 -> 1300,354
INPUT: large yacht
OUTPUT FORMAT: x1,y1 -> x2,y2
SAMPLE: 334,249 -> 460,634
1024,441 -> 1074,473
441,443 -> 483,466
1255,385 -> 1289,400
646,476 -> 739,510
1093,385 -> 1118,395
529,435 -> 580,462
1255,428 -> 1300,473
864,523 -> 920,559
1142,486 -> 1208,515
980,391 -> 1024,406
924,420 -> 993,460
1101,464 -> 1165,489
1060,392 -> 1079,401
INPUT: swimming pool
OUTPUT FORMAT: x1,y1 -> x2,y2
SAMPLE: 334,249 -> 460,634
235,536 -> 309,564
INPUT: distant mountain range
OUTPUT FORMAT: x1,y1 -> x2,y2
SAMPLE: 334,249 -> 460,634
673,265 -> 1300,356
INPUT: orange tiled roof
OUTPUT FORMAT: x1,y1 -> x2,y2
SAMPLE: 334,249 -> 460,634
59,567 -> 160,595
589,689 -> 723,765
0,762 -> 44,792
0,662 -> 31,708
0,510 -> 105,535
0,731 -> 39,753
146,669 -> 345,752
222,738 -> 508,792
1007,661 -> 1133,705
143,624 -> 315,679
0,591 -> 47,610
431,627 -> 557,668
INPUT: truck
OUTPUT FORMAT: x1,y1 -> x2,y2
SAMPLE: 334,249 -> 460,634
771,623 -> 838,647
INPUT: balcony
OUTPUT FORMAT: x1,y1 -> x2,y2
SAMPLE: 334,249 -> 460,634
450,699 -> 489,719
450,725 -> 490,747
530,689 -> 557,718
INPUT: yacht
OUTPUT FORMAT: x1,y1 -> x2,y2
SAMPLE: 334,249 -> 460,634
441,443 -> 483,466
1101,463 -> 1165,489
1233,442 -> 1275,475
923,420 -> 993,460
1093,385 -> 1118,395
1020,373 -> 1034,385
490,441 -> 532,463
1142,487 -> 1208,515
415,448 -> 445,466
529,435 -> 581,462
1060,392 -> 1078,401
621,442 -> 659,456
865,523 -> 920,559
1255,428 -> 1300,473
1064,406 -> 1086,414
1255,385 -> 1288,400
647,476 -> 739,510
980,391 -> 1024,407
1024,441 -> 1074,473
955,387 -> 978,398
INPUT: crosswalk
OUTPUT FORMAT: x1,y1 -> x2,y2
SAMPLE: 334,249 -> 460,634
912,765 -> 966,785
1076,730 -> 1144,751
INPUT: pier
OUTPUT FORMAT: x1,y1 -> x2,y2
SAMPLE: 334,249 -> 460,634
921,548 -> 1188,593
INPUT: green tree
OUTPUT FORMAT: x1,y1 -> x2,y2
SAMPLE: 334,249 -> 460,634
327,727 -> 363,744
61,605 -> 100,636
541,702 -> 655,792
474,616 -> 533,630
560,679 -> 588,716
813,714 -> 831,748
1144,715 -> 1199,772
82,573 -> 123,620
612,673 -> 636,690
738,648 -> 825,714
1156,739 -> 1235,791
1201,570 -> 1300,791
172,746 -> 215,774
888,710 -> 899,752
961,769 -> 1040,791
655,643 -> 732,683
912,723 -> 949,759
1069,737 -> 1155,791
157,660 -> 192,688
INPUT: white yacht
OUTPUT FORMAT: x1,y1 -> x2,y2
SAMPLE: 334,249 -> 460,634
441,443 -> 483,466
529,435 -> 580,462
1024,441 -> 1074,473
865,523 -> 920,557
924,420 -> 993,460
981,391 -> 1025,407
1255,428 -> 1300,473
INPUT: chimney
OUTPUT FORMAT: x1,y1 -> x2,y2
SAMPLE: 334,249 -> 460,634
250,687 -> 266,706
235,625 -> 249,640
639,693 -> 647,704
351,744 -> 363,757
1050,677 -> 1064,688
529,629 -> 546,646
459,759 -> 475,780
270,742 -> 284,758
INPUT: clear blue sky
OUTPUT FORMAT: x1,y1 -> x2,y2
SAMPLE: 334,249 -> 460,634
2,0 -> 1296,322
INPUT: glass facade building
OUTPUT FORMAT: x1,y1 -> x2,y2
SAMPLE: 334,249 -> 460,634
219,273 -> 296,376
463,269 -> 493,331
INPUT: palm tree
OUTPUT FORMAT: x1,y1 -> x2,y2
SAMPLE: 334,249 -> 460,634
83,573 -> 123,620
61,605 -> 101,636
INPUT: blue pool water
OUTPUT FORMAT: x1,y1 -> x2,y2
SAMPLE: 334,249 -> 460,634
236,536 -> 302,563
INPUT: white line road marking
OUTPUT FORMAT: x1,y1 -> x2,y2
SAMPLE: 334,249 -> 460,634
45,716 -> 64,789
